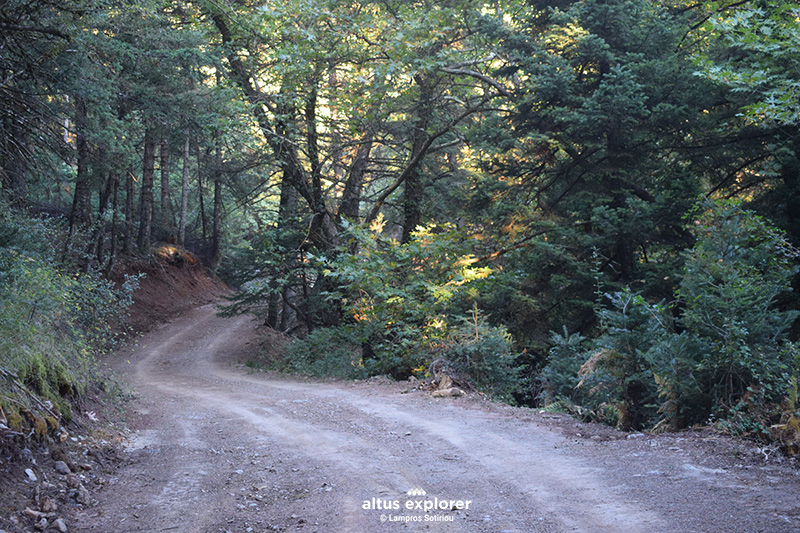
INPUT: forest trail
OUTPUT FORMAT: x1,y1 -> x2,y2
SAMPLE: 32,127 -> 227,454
75,305 -> 800,532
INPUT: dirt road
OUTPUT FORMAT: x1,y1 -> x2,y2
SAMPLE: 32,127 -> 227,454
75,305 -> 800,532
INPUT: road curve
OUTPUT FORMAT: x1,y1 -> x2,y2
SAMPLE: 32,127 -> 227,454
75,305 -> 800,532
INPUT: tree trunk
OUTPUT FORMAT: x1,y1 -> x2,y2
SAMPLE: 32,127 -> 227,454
137,129 -> 157,253
211,140 -> 223,268
779,133 -> 800,245
306,85 -> 322,212
263,165 -> 301,329
160,136 -> 172,242
70,96 -> 92,231
338,133 -> 373,224
304,83 -> 339,249
328,68 -> 345,185
197,144 -> 208,244
402,75 -> 434,243
212,12 -> 338,251
179,136 -> 190,247
83,158 -> 115,271
86,166 -> 119,270
279,287 -> 293,332
104,170 -> 120,275
2,100 -> 29,207
607,117 -> 635,282
615,232 -> 635,282
402,164 -> 424,243
124,165 -> 135,254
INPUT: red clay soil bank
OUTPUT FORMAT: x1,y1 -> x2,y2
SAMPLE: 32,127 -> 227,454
108,244 -> 230,333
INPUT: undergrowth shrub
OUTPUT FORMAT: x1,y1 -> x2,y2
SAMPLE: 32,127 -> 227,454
544,200 -> 800,437
436,310 -> 522,403
274,217 -> 522,400
770,374 -> 800,456
541,328 -> 588,406
277,326 -> 368,380
0,206 -> 137,442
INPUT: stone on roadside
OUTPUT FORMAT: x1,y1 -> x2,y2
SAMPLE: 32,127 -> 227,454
53,518 -> 68,532
54,461 -> 71,475
74,485 -> 90,504
40,496 -> 57,513
23,508 -> 45,519
431,387 -> 465,398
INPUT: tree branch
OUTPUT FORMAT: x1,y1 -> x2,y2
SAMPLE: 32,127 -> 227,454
0,23 -> 70,40
440,67 -> 510,97
364,97 -> 489,224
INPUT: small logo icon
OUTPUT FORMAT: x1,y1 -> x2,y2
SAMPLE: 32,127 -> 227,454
406,487 -> 427,497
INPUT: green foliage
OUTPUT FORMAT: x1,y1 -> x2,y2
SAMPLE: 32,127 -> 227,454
674,200 -> 799,416
273,218 -> 522,399
466,0 -> 705,354
646,332 -> 710,430
571,290 -> 666,429
694,2 -> 800,126
323,218 -> 482,334
546,200 -> 800,431
0,207 -> 136,439
217,222 -> 305,322
475,226 -> 599,351
770,373 -> 800,456
276,327 -> 368,380
318,217 -> 492,377
7,0 -> 800,457
436,309 -> 523,403
65,269 -> 141,350
542,327 -> 588,406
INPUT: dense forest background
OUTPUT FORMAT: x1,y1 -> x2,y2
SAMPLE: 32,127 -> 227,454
2,0 -> 800,447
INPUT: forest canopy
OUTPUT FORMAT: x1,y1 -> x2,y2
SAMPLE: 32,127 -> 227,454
2,0 -> 799,443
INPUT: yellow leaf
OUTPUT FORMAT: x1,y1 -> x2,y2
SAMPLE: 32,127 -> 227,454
369,213 -> 385,234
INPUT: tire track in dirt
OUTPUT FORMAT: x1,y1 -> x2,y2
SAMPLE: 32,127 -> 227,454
76,305 -> 800,532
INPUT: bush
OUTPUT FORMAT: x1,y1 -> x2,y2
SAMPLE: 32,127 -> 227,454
270,218 -> 523,399
568,290 -> 666,430
541,327 -> 588,406
436,310 -> 523,403
546,200 -> 800,432
318,217 -> 495,378
0,206 -> 137,441
278,327 -> 369,380
675,200 -> 799,416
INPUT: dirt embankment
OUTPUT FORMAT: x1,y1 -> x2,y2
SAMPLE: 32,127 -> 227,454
109,244 -> 231,333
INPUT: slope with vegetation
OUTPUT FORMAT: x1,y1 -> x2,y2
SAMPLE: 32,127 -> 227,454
0,203 -> 227,532
0,206 -> 225,445
0,207 -> 137,446
2,0 -> 800,455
